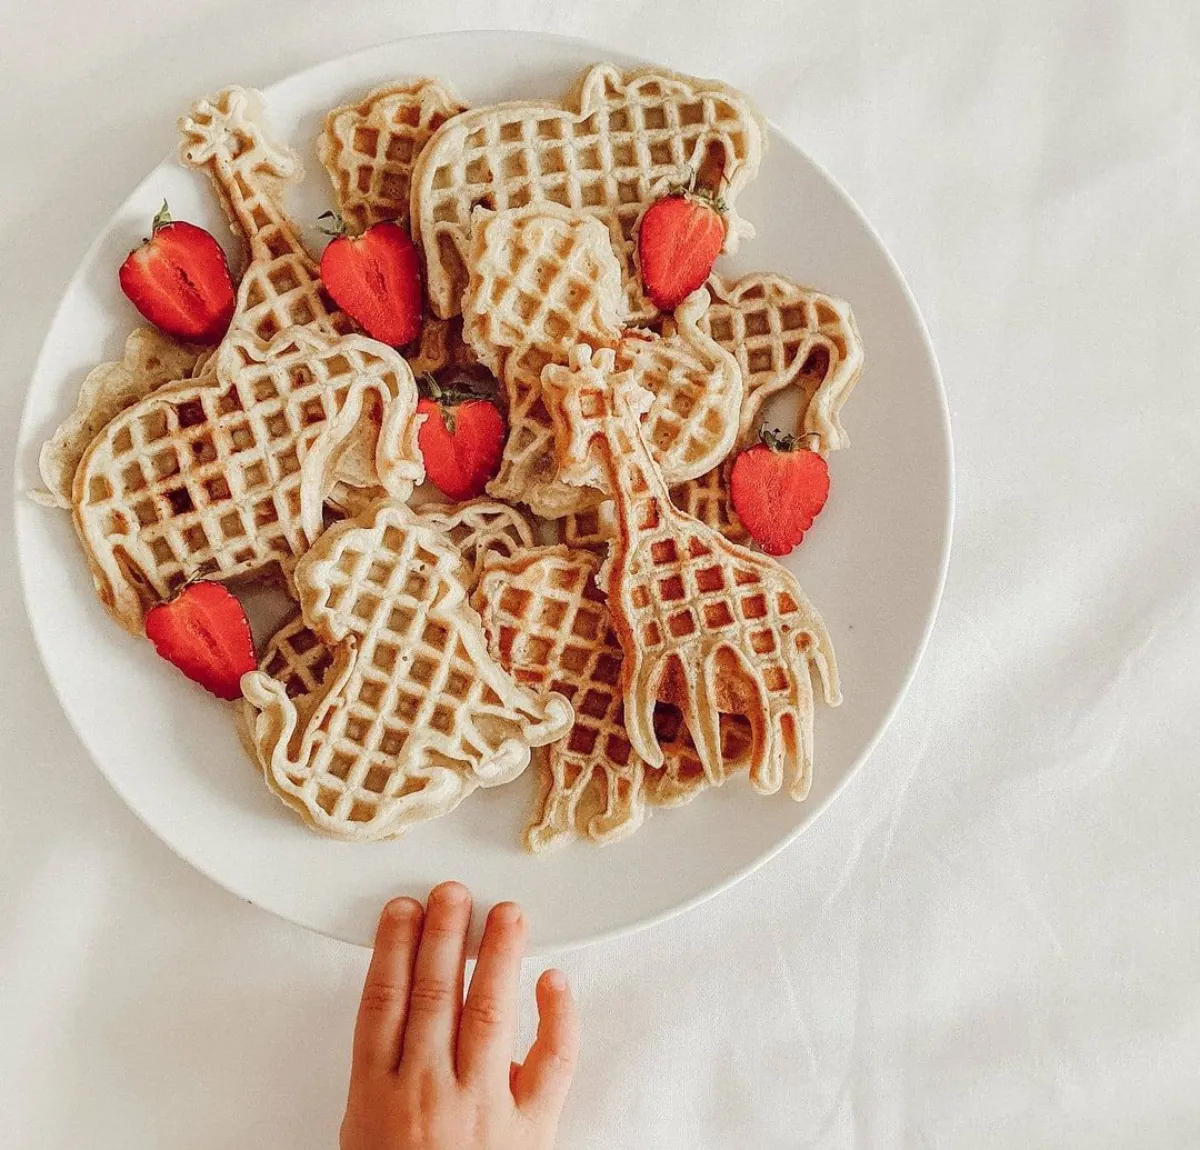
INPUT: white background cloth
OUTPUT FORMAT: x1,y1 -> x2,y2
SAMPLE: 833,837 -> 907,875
2,1 -> 1198,1146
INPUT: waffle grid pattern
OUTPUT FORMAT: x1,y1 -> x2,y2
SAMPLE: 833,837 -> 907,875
242,501 -> 545,832
250,498 -> 536,707
474,546 -> 755,849
542,346 -> 839,796
464,206 -> 623,517
75,330 -> 419,629
37,328 -> 206,509
413,64 -> 765,322
180,87 -> 350,346
616,289 -> 742,483
561,464 -> 749,550
319,79 -> 468,231
248,505 -> 568,839
702,273 -> 864,451
475,545 -> 645,849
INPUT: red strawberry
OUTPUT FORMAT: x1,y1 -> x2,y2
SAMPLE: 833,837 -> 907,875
416,374 -> 506,501
119,201 -> 236,344
729,429 -> 831,557
144,582 -> 257,701
319,215 -> 423,346
638,190 -> 726,310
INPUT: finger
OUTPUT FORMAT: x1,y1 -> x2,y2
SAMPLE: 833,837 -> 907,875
456,902 -> 527,1084
399,881 -> 472,1072
352,897 -> 423,1077
514,969 -> 580,1118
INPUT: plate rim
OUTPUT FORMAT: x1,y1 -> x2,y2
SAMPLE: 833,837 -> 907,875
12,29 -> 954,954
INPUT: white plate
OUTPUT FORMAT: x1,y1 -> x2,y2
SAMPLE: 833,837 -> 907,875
13,32 -> 952,954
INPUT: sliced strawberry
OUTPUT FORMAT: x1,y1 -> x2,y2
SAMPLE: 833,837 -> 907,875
729,429 -> 831,557
638,191 -> 726,310
416,374 -> 505,501
119,202 -> 236,344
144,582 -> 257,701
319,216 -> 423,346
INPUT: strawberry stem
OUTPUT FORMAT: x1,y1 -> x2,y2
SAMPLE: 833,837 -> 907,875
757,426 -> 823,453
417,370 -> 497,407
760,425 -> 799,453
316,210 -> 351,238
665,165 -> 727,212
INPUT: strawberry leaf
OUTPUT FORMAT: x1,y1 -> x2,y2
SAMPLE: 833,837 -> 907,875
151,200 -> 173,233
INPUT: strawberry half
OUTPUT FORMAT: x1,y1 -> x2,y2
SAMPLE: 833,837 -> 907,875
417,374 -> 506,502
119,201 -> 236,344
729,429 -> 831,557
638,189 -> 726,311
319,215 -> 423,346
144,582 -> 257,701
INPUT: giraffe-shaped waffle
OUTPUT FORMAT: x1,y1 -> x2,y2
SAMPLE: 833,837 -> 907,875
542,345 -> 840,799
180,86 -> 350,344
241,500 -> 573,841
71,88 -> 423,632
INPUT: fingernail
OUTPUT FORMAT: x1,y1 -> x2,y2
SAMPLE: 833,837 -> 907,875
492,901 -> 523,925
432,880 -> 470,905
384,897 -> 420,922
544,968 -> 567,991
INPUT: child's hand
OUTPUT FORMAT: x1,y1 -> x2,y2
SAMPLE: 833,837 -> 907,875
340,882 -> 579,1150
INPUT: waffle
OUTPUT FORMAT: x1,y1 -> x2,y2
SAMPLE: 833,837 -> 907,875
316,76 -> 481,429
462,203 -> 625,376
559,273 -> 862,548
464,205 -> 743,518
703,272 -> 864,452
561,461 -> 749,550
411,63 -> 767,323
70,88 -> 429,631
180,87 -> 351,345
415,498 -> 537,584
241,500 -> 572,841
319,78 -> 467,232
183,85 -> 417,512
472,545 -> 753,851
73,326 -> 424,632
543,345 -> 840,799
645,706 -> 754,807
237,498 -> 535,751
667,463 -> 750,544
615,289 -> 742,483
34,328 -> 205,509
473,544 -> 646,849
324,316 -> 485,517
463,204 -> 624,518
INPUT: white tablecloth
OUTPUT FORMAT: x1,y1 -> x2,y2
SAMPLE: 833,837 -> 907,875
2,2 -> 1198,1146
